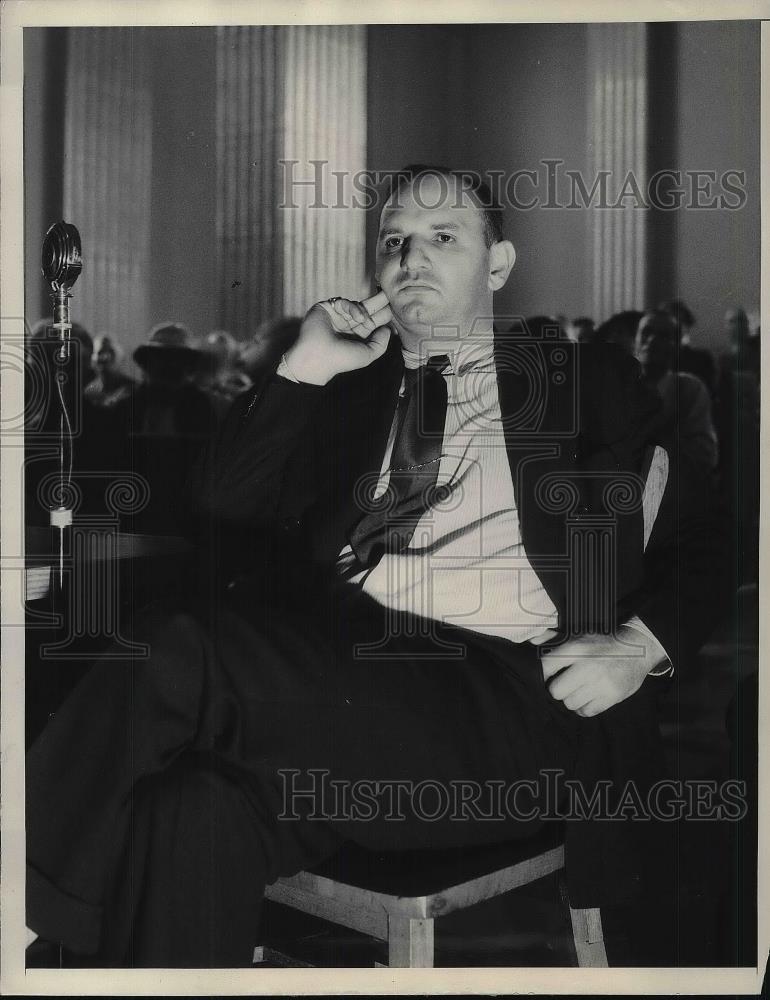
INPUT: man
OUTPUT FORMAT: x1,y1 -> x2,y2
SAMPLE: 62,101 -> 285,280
85,334 -> 135,409
110,323 -> 219,532
567,316 -> 596,343
716,306 -> 760,584
722,306 -> 760,382
592,310 -> 644,356
26,167 -> 725,967
657,299 -> 717,399
635,309 -> 719,475
195,329 -> 253,416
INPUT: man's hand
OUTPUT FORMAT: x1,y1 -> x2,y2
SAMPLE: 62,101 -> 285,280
283,291 -> 393,385
531,626 -> 664,717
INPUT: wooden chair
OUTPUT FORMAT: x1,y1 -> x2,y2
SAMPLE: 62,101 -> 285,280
258,448 -> 669,968
260,829 -> 607,968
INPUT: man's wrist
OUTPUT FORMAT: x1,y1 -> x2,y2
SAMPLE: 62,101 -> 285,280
622,617 -> 674,677
280,345 -> 333,386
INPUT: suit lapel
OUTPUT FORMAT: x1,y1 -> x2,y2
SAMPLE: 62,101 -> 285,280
310,337 -> 403,563
494,332 -> 580,622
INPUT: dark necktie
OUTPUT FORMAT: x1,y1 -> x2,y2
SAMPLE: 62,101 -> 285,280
348,355 -> 450,569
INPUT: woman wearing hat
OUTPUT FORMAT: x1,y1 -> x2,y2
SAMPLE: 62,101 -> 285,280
114,323 -> 219,531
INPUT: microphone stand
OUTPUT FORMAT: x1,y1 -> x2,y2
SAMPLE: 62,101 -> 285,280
50,285 -> 73,590
41,221 -> 82,596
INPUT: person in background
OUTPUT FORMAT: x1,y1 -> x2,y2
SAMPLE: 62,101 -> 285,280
635,310 -> 718,476
126,323 -> 217,439
527,315 -> 569,339
658,299 -> 717,399
593,310 -> 644,356
715,306 -> 760,583
25,319 -> 117,523
505,315 -> 568,339
240,316 -> 302,385
85,334 -> 135,409
721,307 -> 760,384
196,330 -> 253,416
567,317 -> 596,343
113,323 -> 219,532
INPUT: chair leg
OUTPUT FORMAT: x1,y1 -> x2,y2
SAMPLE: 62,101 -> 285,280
568,906 -> 608,967
387,916 -> 435,967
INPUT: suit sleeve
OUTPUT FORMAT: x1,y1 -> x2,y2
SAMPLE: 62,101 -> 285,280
582,345 -> 730,675
629,446 -> 730,674
190,373 -> 326,525
181,373 -> 328,581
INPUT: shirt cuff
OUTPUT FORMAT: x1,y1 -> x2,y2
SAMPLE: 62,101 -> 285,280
622,615 -> 674,677
275,355 -> 300,383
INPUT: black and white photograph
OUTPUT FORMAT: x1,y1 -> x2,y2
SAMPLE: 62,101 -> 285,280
1,0 -> 766,993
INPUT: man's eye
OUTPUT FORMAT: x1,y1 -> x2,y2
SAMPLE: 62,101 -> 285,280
384,236 -> 403,251
436,233 -> 455,243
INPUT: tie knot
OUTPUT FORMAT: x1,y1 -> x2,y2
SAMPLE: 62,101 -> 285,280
426,353 -> 451,372
403,354 -> 450,393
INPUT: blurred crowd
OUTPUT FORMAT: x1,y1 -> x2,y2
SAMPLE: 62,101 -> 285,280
24,315 -> 301,534
24,299 -> 759,581
563,301 -> 760,583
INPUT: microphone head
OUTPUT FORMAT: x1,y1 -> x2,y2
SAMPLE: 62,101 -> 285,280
42,221 -> 82,291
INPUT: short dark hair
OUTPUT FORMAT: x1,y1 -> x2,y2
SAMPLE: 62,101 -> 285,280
658,298 -> 695,329
594,310 -> 644,347
382,164 -> 504,248
638,309 -> 679,341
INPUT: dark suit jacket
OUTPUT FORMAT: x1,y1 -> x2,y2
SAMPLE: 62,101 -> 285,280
184,331 -> 731,906
190,332 -> 726,675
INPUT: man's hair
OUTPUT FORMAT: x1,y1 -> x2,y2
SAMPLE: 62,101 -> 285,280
638,309 -> 679,341
594,310 -> 644,347
658,298 -> 695,329
382,164 -> 504,248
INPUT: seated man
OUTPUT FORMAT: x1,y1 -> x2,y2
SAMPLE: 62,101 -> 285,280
26,166 -> 726,967
635,309 -> 719,476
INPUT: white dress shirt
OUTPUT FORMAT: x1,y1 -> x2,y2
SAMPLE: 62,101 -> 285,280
286,338 -> 672,671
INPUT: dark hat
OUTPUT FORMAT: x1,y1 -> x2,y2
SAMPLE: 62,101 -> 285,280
134,323 -> 202,372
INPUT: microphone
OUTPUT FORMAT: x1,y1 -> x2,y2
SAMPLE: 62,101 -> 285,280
42,221 -> 82,351
41,221 -> 82,588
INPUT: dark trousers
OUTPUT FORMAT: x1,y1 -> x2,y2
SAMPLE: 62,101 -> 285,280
26,579 -> 665,967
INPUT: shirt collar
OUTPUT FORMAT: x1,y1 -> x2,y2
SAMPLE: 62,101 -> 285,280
400,338 -> 496,376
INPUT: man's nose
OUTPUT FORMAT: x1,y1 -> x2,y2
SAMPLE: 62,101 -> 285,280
399,239 -> 431,271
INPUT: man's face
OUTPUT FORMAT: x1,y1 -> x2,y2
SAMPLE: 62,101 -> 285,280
94,347 -> 115,371
635,317 -> 676,373
375,174 -> 494,346
725,308 -> 749,344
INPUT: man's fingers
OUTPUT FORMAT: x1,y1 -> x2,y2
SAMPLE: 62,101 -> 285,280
539,635 -> 604,680
541,652 -> 577,682
316,298 -> 367,329
338,298 -> 390,339
367,303 -> 393,329
317,295 -> 392,340
529,628 -> 559,647
576,698 -> 608,718
546,659 -> 595,699
362,290 -> 389,315
562,687 -> 594,712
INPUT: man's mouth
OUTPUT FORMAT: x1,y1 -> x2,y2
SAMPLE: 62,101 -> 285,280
398,283 -> 437,293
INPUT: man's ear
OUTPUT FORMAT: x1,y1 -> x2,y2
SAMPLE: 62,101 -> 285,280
487,240 -> 516,291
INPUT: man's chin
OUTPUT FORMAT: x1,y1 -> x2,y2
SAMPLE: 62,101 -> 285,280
394,300 -> 445,330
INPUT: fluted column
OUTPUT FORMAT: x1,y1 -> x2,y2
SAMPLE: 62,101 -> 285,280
280,25 -> 368,314
63,28 -> 152,342
215,25 -> 367,335
215,26 -> 282,336
587,23 -> 648,321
